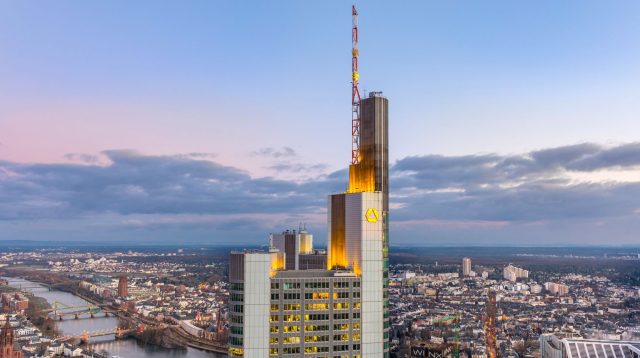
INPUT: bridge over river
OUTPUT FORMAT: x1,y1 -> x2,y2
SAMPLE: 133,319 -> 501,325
54,327 -> 132,344
44,300 -> 116,320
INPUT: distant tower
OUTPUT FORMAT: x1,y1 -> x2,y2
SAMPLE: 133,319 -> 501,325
117,276 -> 129,298
0,295 -> 9,313
215,308 -> 226,341
485,291 -> 498,358
0,317 -> 22,358
462,257 -> 472,276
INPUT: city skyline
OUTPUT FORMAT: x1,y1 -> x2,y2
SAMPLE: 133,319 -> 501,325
2,1 -> 640,245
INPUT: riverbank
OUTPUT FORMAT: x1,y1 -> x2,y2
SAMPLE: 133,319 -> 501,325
5,276 -> 226,357
170,326 -> 228,354
1,268 -> 79,295
0,283 -> 58,336
27,294 -> 60,337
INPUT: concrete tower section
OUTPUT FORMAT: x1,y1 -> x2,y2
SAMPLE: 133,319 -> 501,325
347,192 -> 384,357
328,191 -> 385,357
228,251 -> 284,358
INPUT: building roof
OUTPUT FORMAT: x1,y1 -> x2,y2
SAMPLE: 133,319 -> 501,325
561,338 -> 640,358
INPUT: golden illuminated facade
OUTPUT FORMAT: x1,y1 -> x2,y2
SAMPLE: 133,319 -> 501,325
332,92 -> 389,272
328,194 -> 347,270
229,4 -> 389,355
348,93 -> 389,196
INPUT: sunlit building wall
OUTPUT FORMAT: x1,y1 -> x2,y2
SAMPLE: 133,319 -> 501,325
329,191 -> 385,355
503,264 -> 529,282
229,251 -> 282,358
545,282 -> 570,296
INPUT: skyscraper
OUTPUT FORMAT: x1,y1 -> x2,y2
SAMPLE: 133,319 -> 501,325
228,6 -> 388,357
229,91 -> 389,357
117,276 -> 128,298
462,257 -> 472,277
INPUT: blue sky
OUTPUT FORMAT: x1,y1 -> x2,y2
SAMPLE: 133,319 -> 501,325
1,1 -> 640,246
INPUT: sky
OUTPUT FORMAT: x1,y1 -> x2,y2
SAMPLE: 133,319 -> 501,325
1,1 -> 640,246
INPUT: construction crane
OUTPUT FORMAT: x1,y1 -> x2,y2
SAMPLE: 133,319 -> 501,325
351,4 -> 361,165
433,315 -> 460,358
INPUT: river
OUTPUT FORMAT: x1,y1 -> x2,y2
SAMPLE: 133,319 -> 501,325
4,277 -> 226,358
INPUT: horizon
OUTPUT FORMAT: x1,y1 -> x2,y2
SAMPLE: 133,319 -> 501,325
2,239 -> 640,250
2,1 -> 640,246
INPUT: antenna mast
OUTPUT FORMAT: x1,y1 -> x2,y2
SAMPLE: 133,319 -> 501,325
351,5 -> 361,165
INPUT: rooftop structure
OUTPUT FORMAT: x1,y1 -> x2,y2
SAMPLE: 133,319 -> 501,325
540,334 -> 640,358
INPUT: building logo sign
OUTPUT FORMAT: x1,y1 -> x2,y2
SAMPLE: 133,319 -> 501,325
365,208 -> 379,223
410,346 -> 450,358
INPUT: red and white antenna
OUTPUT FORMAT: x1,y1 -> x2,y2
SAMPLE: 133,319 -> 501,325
351,5 -> 361,165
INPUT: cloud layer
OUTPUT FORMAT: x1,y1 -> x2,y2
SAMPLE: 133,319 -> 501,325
392,143 -> 640,222
1,143 -> 640,245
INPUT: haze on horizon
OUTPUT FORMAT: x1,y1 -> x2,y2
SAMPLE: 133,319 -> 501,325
1,1 -> 640,246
